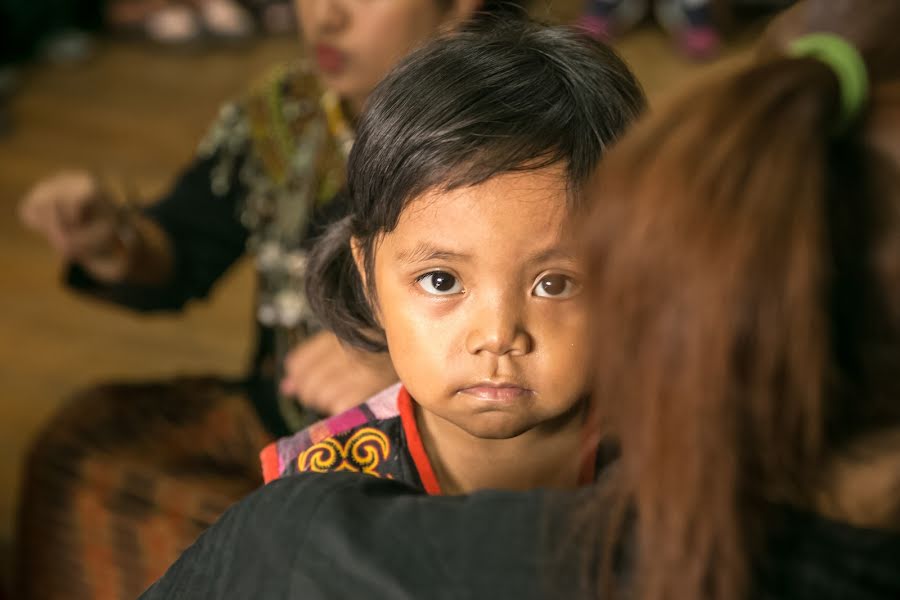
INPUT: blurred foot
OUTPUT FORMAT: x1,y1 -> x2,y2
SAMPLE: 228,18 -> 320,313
577,0 -> 648,40
194,0 -> 256,41
144,4 -> 204,45
655,0 -> 720,60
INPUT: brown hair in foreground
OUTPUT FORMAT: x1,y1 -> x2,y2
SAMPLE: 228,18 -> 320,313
578,1 -> 900,599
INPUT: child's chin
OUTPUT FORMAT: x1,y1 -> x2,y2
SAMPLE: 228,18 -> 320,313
456,414 -> 533,440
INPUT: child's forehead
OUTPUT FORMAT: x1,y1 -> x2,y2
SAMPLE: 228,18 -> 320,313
382,167 -> 580,262
400,166 -> 573,225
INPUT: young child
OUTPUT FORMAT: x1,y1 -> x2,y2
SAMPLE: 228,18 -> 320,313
260,18 -> 646,494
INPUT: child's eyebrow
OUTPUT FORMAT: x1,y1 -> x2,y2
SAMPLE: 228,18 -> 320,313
395,243 -> 469,265
396,243 -> 578,267
526,247 -> 578,265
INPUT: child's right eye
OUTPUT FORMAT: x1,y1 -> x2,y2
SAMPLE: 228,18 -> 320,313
416,271 -> 463,295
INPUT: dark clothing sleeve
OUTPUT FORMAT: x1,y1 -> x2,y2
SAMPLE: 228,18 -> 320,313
65,150 -> 249,313
138,469 -> 900,600
139,473 -> 555,600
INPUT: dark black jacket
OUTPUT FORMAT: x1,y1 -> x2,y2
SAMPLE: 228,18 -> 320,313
140,472 -> 900,600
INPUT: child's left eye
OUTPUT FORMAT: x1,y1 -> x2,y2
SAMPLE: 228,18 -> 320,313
533,274 -> 579,298
417,271 -> 463,295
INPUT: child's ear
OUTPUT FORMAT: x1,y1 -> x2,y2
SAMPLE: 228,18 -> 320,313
350,236 -> 382,324
350,236 -> 367,290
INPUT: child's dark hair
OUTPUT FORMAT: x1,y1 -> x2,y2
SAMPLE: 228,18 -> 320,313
307,18 -> 646,352
473,0 -> 532,17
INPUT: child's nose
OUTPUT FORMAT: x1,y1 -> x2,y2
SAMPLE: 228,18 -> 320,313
464,293 -> 531,357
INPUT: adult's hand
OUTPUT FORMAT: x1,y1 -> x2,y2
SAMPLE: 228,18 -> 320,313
281,330 -> 398,416
19,170 -> 174,285
19,170 -> 134,282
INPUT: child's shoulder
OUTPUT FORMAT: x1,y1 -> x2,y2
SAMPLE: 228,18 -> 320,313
260,382 -> 403,483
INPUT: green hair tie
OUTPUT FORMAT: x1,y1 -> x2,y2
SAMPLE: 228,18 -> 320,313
788,33 -> 869,132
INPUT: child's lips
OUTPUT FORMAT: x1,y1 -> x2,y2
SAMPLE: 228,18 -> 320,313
314,43 -> 346,74
459,383 -> 532,402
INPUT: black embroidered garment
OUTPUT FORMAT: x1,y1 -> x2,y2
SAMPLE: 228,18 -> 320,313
141,472 -> 900,600
66,62 -> 352,436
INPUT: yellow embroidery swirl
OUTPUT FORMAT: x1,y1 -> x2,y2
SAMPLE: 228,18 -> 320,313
299,438 -> 341,472
297,427 -> 391,477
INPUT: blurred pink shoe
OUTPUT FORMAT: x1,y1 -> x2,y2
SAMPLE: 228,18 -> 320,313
680,25 -> 720,60
655,0 -> 721,61
576,0 -> 648,40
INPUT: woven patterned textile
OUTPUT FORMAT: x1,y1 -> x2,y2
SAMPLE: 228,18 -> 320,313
14,377 -> 270,600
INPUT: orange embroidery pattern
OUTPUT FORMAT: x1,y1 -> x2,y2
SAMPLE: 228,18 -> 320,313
297,427 -> 391,476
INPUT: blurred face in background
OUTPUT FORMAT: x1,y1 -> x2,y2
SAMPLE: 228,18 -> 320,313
296,0 -> 478,111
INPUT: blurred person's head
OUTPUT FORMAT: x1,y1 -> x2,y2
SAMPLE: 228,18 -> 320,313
295,0 -> 527,111
576,1 -> 900,599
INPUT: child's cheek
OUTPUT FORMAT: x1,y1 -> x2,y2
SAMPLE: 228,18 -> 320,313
382,293 -> 457,364
384,306 -> 460,407
532,295 -> 589,334
531,298 -> 591,378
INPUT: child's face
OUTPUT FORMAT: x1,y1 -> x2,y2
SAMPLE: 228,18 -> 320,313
297,0 -> 456,111
365,166 -> 592,439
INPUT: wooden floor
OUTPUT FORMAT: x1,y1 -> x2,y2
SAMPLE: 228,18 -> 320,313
0,3 -> 766,572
